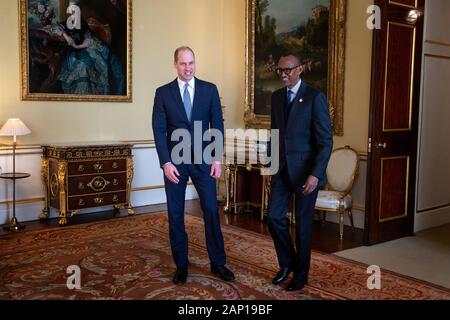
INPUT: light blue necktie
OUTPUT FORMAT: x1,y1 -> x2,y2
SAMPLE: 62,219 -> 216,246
183,83 -> 192,121
287,89 -> 294,104
285,89 -> 295,122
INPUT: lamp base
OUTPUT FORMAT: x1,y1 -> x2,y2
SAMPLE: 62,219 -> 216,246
3,217 -> 25,231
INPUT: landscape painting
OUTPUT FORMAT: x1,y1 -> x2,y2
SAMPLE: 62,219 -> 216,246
245,0 -> 346,135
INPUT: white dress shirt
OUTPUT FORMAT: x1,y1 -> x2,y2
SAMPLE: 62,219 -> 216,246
177,77 -> 195,104
287,79 -> 302,99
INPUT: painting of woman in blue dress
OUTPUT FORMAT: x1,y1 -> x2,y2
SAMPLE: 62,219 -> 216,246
59,16 -> 125,95
22,0 -> 130,101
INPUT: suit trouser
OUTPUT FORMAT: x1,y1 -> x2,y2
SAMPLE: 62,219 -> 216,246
164,164 -> 226,269
267,167 -> 319,281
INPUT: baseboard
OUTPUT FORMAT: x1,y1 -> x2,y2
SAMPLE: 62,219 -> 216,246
0,185 -> 200,224
415,205 -> 450,232
0,202 -> 44,225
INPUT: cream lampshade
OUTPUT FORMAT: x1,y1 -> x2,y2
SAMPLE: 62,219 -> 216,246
0,118 -> 32,231
0,118 -> 31,141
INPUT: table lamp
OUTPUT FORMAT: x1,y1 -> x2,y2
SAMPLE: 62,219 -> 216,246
0,118 -> 31,231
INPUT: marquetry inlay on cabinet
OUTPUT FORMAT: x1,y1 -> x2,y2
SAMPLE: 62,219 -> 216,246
40,142 -> 134,226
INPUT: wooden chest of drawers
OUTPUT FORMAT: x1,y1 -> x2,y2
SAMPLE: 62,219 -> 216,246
40,142 -> 134,226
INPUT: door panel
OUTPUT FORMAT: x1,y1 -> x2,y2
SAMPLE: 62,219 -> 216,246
384,22 -> 415,131
365,0 -> 425,244
389,0 -> 418,8
379,157 -> 409,222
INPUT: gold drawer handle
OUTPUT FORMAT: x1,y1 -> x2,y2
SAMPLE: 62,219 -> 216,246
78,199 -> 86,206
78,165 -> 85,172
93,197 -> 104,205
93,163 -> 104,172
113,178 -> 119,186
87,176 -> 110,192
112,162 -> 119,169
78,182 -> 85,190
112,195 -> 119,202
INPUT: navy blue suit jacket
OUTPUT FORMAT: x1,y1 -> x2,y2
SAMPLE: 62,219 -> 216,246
270,81 -> 333,188
152,78 -> 224,173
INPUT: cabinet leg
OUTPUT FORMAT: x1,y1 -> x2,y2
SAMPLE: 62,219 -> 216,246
40,158 -> 50,221
126,157 -> 134,216
58,211 -> 67,226
127,204 -> 134,215
57,161 -> 68,226
39,209 -> 49,220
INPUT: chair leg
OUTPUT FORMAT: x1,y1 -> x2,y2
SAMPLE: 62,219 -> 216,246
322,210 -> 327,223
348,209 -> 355,232
339,212 -> 344,241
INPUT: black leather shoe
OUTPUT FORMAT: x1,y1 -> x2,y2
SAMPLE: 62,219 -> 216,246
173,268 -> 188,284
211,265 -> 235,281
286,278 -> 306,291
272,267 -> 292,285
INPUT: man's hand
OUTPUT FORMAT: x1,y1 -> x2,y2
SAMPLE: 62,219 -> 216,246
302,175 -> 319,195
163,163 -> 180,184
210,162 -> 222,179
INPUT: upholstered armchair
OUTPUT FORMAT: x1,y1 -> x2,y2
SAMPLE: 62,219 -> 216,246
315,146 -> 360,240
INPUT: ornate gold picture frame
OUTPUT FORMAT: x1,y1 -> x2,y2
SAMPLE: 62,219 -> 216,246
244,0 -> 346,135
19,0 -> 132,102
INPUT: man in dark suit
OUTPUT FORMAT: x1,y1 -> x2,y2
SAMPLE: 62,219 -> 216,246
267,53 -> 333,291
152,46 -> 234,284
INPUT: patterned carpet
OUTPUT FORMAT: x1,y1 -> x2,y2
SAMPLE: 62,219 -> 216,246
0,212 -> 448,300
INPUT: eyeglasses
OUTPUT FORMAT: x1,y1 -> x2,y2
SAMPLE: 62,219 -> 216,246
275,65 -> 299,75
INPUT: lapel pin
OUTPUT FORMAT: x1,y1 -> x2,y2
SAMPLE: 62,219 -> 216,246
299,98 -> 303,103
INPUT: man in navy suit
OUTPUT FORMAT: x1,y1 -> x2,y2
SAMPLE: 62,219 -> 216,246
267,53 -> 333,291
152,47 -> 234,284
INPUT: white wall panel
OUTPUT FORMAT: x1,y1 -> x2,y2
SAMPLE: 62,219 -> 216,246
417,57 -> 450,210
415,0 -> 450,232
424,0 -> 450,45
